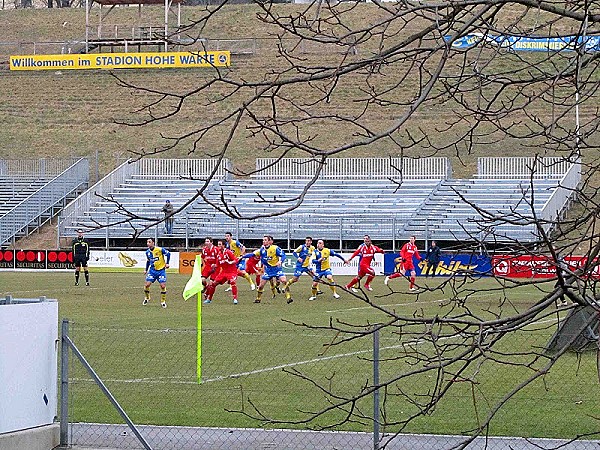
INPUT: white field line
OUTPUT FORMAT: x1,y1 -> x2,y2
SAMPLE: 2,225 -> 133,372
326,292 -> 500,314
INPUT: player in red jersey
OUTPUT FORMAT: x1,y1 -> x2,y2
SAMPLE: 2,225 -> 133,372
201,237 -> 219,289
345,235 -> 385,292
385,235 -> 422,291
245,253 -> 263,286
203,240 -> 239,304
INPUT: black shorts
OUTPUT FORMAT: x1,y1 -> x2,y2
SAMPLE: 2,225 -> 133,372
74,256 -> 88,268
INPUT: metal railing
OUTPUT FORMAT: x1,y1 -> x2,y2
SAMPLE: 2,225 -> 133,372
137,158 -> 230,178
253,157 -> 451,180
477,156 -> 572,179
539,157 -> 582,232
0,158 -> 89,246
0,157 -> 81,176
58,158 -> 138,241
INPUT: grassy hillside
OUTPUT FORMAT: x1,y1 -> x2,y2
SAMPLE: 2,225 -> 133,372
1,5 -> 596,180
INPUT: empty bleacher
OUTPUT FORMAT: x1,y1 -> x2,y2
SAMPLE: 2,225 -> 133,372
403,178 -> 560,242
58,156 -> 579,248
0,158 -> 89,247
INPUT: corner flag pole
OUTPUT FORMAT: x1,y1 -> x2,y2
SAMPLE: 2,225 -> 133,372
182,255 -> 203,384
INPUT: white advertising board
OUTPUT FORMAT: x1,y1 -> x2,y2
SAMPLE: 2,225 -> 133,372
281,252 -> 384,276
0,301 -> 58,433
89,250 -> 180,271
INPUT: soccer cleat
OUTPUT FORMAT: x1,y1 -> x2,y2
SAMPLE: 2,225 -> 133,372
364,285 -> 373,291
224,287 -> 232,292
203,299 -> 212,304
317,290 -> 324,295
75,281 -> 79,286
333,293 -> 340,299
142,299 -> 148,305
286,297 -> 294,304
161,302 -> 167,308
308,296 -> 317,301
250,283 -> 256,291
384,276 -> 390,286
233,299 -> 238,305
86,282 -> 90,286
410,287 -> 417,292
254,298 -> 261,304
351,288 -> 359,293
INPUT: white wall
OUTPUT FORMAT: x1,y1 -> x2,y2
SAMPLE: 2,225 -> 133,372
0,301 -> 58,434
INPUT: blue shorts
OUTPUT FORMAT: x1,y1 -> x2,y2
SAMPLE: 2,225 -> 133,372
293,266 -> 313,278
262,265 -> 285,280
146,268 -> 167,283
313,269 -> 332,281
237,259 -> 247,271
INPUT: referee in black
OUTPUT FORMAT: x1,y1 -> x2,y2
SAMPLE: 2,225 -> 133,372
72,229 -> 90,286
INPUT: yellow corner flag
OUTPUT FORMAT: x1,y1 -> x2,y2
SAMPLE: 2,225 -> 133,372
182,255 -> 203,384
183,255 -> 203,300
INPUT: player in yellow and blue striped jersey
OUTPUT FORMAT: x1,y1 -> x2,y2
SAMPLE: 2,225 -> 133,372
143,238 -> 170,308
310,239 -> 347,301
284,236 -> 315,292
242,235 -> 293,304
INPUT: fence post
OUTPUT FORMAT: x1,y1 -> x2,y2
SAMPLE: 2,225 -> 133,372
60,319 -> 70,447
185,210 -> 189,251
373,327 -> 380,450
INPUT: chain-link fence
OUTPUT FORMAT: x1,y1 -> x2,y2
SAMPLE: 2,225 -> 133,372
61,319 -> 600,449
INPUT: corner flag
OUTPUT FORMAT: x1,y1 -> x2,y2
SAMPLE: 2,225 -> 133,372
183,255 -> 203,300
182,255 -> 203,384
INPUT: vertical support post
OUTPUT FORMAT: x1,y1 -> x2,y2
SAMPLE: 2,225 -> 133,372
164,0 -> 169,51
105,212 -> 109,250
155,219 -> 159,244
392,217 -> 396,252
185,210 -> 189,251
56,217 -> 61,250
373,327 -> 380,450
60,319 -> 70,447
287,217 -> 291,251
339,217 -> 343,251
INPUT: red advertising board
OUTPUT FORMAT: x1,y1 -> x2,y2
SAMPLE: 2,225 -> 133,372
492,255 -> 599,279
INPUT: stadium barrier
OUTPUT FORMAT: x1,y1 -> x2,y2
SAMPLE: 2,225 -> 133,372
61,320 -> 600,450
477,156 -> 573,179
253,157 -> 451,179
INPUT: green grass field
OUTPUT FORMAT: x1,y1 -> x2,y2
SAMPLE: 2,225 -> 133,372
2,271 -> 599,440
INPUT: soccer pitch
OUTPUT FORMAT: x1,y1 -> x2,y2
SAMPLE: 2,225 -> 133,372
2,271 -> 599,439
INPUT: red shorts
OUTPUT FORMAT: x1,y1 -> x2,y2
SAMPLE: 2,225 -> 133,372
402,262 -> 415,272
202,264 -> 217,279
357,264 -> 375,278
246,258 -> 262,275
214,272 -> 237,285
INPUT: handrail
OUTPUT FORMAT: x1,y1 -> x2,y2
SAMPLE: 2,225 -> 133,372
0,158 -> 89,246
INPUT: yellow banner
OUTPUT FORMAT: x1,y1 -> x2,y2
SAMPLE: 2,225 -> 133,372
10,51 -> 230,71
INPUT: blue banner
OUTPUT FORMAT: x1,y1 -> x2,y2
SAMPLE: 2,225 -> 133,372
384,253 -> 492,277
446,33 -> 600,53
